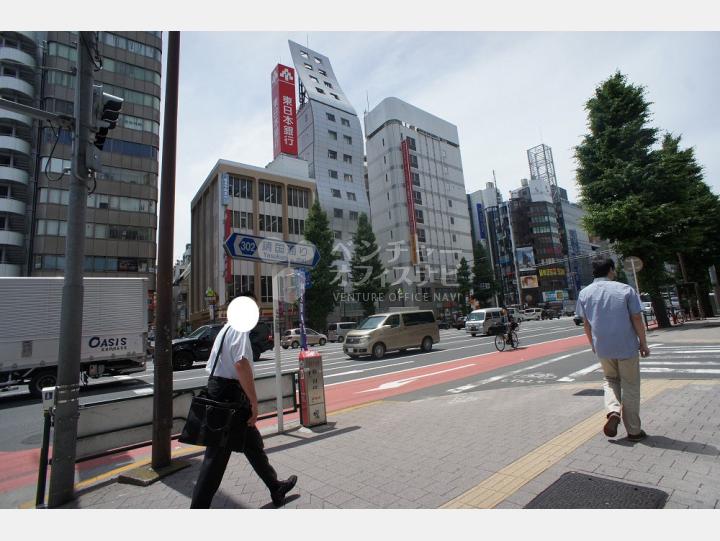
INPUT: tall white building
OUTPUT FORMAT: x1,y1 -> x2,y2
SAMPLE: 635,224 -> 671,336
365,97 -> 473,314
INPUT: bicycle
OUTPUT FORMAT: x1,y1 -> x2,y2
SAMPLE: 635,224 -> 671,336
494,325 -> 519,352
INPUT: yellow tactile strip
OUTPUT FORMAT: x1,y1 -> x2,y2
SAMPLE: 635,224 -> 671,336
441,379 -> 708,509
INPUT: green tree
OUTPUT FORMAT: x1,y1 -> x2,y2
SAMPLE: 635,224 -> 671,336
349,213 -> 388,317
471,242 -> 496,306
303,200 -> 341,331
456,257 -> 472,314
575,72 -> 679,326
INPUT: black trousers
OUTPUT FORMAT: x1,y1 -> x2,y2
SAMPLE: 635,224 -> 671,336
190,376 -> 280,508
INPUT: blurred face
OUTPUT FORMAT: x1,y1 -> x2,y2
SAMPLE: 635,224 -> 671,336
608,266 -> 617,280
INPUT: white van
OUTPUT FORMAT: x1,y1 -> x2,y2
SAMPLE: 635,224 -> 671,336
523,308 -> 544,321
465,308 -> 504,336
327,322 -> 357,342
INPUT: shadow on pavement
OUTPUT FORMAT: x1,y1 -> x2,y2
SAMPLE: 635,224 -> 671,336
611,435 -> 719,455
266,425 -> 360,455
259,493 -> 300,509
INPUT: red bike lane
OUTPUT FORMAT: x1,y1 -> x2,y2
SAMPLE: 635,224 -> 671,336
1,333 -> 588,498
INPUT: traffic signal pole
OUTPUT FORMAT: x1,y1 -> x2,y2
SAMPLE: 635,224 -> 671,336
47,31 -> 95,508
152,31 -> 180,469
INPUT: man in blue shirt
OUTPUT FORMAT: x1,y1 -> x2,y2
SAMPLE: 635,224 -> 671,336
576,257 -> 651,442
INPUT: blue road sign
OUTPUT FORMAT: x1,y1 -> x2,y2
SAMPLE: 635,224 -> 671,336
224,233 -> 320,268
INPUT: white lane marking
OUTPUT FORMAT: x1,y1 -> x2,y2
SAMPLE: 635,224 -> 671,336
651,345 -> 720,349
642,361 -> 720,366
325,361 -> 415,378
448,349 -> 593,392
640,367 -> 720,374
652,350 -> 720,354
556,362 -> 601,382
132,388 -> 153,395
359,364 -> 477,393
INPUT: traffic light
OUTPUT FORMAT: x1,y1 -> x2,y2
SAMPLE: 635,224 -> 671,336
91,85 -> 123,151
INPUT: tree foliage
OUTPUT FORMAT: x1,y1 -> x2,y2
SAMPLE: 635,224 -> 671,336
456,257 -> 472,314
350,213 -> 388,317
303,200 -> 341,330
471,242 -> 496,306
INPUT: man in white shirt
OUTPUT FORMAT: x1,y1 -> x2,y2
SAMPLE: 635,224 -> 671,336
190,291 -> 297,508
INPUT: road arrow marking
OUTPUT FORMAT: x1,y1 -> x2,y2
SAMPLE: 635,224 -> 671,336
360,364 -> 476,393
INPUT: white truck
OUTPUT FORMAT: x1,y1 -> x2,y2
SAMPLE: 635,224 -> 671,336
0,277 -> 148,398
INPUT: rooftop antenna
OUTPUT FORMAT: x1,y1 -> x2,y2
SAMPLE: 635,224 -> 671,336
366,91 -> 370,114
306,34 -> 309,49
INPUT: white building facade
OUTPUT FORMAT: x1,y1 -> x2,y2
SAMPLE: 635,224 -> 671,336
365,97 -> 473,314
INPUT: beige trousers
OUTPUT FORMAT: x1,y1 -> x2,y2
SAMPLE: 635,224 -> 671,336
599,356 -> 641,435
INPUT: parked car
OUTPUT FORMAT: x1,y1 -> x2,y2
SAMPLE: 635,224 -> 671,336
642,302 -> 654,316
454,316 -> 467,330
523,308 -> 544,321
573,315 -> 584,326
465,308 -> 504,336
326,322 -> 357,342
343,310 -> 439,360
508,307 -> 524,322
281,328 -> 327,349
437,318 -> 451,330
541,308 -> 560,320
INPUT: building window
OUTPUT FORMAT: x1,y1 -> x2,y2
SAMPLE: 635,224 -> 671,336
259,181 -> 282,204
334,208 -> 343,219
387,193 -> 389,201
411,172 -> 420,186
346,192 -> 356,201
382,138 -> 385,147
413,190 -> 422,205
341,118 -> 350,127
318,69 -> 327,76
300,51 -> 308,58
326,112 -> 335,122
230,175 -> 253,199
449,199 -> 453,207
409,154 -> 418,168
324,81 -> 332,88
334,230 -> 342,240
349,211 -> 358,221
383,156 -> 387,164
453,234 -> 457,242
328,149 -> 337,160
328,130 -> 337,140
261,276 -> 273,303
417,229 -> 426,243
315,87 -> 325,94
415,209 -> 424,223
331,189 -> 341,198
450,217 -> 455,225
232,211 -> 253,230
343,173 -> 353,182
314,56 -> 323,64
287,187 -> 310,208
289,218 -> 305,235
328,169 -> 338,179
343,135 -> 352,145
343,154 -> 352,164
309,75 -> 319,83
259,214 -> 283,233
233,275 -> 255,298
407,136 -> 416,151
455,253 -> 459,260
330,93 -> 340,100
304,63 -> 313,70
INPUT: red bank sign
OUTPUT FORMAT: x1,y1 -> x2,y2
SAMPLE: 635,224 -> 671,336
271,64 -> 298,158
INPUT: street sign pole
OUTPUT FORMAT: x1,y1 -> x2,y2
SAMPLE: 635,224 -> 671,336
272,270 -> 283,432
630,258 -> 639,293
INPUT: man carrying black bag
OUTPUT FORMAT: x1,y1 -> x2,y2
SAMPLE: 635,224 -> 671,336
190,291 -> 297,508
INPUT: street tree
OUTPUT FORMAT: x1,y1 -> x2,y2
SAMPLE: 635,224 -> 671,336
304,200 -> 341,331
472,242 -> 496,306
456,257 -> 472,314
575,71 -> 677,326
349,213 -> 388,317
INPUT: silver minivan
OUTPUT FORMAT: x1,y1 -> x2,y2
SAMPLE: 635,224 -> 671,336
343,310 -> 440,359
327,322 -> 357,342
465,308 -> 504,336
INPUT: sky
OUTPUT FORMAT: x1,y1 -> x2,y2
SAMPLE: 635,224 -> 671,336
170,31 -> 720,261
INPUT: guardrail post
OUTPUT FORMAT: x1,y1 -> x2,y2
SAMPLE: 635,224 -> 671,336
35,408 -> 53,508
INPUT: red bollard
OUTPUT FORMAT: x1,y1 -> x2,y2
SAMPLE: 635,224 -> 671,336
298,349 -> 327,427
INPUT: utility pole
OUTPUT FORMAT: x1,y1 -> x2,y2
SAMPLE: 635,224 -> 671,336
47,31 -> 95,508
152,31 -> 180,470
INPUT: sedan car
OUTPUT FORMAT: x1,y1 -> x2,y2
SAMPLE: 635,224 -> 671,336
453,316 -> 467,330
281,328 -> 327,349
573,315 -> 584,326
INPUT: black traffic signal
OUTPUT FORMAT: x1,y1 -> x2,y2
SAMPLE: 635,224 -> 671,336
91,85 -> 123,151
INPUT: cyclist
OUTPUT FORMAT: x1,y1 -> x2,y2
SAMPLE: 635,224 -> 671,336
501,307 -> 519,347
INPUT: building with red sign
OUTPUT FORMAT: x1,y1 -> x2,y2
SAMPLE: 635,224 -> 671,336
364,97 -> 473,316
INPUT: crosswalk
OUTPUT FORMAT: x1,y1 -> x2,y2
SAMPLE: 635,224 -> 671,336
559,344 -> 720,382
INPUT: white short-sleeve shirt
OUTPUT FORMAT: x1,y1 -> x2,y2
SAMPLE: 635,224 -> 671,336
205,324 -> 254,380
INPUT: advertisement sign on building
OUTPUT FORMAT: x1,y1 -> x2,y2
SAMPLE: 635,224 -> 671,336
221,172 -> 230,206
520,275 -> 539,289
538,267 -> 566,277
542,289 -> 569,302
271,64 -> 298,158
401,139 -> 419,265
516,246 -> 536,271
475,203 -> 487,240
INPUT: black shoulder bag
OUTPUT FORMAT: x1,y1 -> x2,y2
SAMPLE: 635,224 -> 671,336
179,326 -> 251,451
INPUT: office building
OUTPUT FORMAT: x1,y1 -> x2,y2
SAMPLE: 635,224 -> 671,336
365,97 -> 473,315
0,31 -> 161,311
189,156 -> 316,326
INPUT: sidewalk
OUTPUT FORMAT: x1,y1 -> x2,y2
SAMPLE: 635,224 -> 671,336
15,321 -> 720,509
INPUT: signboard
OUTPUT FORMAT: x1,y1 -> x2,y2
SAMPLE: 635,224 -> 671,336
516,246 -> 536,271
221,172 -> 230,206
538,267 -> 565,277
298,349 -> 326,427
520,275 -> 539,289
224,232 -> 320,267
224,209 -> 232,284
476,203 -> 487,240
271,64 -> 298,158
542,289 -> 569,302
401,139 -> 419,265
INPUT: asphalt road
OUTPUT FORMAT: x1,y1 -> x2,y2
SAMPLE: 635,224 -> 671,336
1,317 -> 719,454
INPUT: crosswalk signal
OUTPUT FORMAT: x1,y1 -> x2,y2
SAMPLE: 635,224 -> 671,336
92,85 -> 123,151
